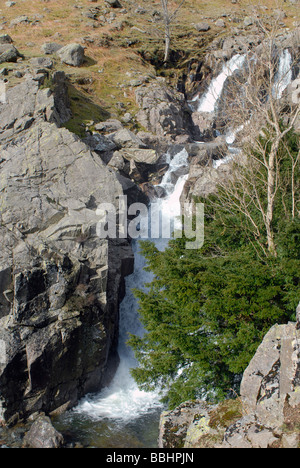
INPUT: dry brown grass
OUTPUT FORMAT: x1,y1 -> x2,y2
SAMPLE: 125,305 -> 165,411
0,0 -> 298,120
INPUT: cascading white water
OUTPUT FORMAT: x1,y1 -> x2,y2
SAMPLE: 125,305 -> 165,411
196,54 -> 246,113
198,49 -> 293,169
273,49 -> 293,100
74,149 -> 189,424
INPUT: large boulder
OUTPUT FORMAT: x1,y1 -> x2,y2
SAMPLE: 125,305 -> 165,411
57,43 -> 85,67
23,416 -> 64,449
41,43 -> 63,55
0,35 -> 13,45
108,128 -> 147,149
240,310 -> 300,428
0,44 -> 22,64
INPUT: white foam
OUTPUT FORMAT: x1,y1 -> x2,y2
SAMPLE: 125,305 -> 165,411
273,49 -> 292,100
196,54 -> 246,113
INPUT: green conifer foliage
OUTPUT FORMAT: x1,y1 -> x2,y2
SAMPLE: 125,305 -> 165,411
128,128 -> 299,409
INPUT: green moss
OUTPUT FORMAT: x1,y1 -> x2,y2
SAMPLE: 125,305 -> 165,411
193,433 -> 224,448
209,399 -> 243,430
63,84 -> 110,138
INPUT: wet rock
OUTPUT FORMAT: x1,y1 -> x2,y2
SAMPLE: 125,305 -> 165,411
190,111 -> 215,141
154,186 -> 167,199
170,165 -> 189,185
139,182 -> 156,200
23,416 -> 64,449
186,138 -> 228,166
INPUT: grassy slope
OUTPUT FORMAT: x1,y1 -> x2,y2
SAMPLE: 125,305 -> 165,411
0,0 -> 298,133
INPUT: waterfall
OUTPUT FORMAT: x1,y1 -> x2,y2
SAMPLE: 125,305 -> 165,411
196,54 -> 246,113
63,46 -> 294,438
273,49 -> 293,99
74,149 -> 189,424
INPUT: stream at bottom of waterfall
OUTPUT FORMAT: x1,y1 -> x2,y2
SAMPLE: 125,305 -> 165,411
53,407 -> 163,448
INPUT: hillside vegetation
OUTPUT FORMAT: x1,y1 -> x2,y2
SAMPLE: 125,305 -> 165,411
1,0 -> 299,124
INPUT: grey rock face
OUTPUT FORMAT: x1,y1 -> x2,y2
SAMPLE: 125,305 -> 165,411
108,128 -> 147,149
221,416 -> 279,449
0,74 -> 70,141
240,319 -> 300,427
135,81 -> 193,142
0,74 -> 134,424
0,44 -> 22,64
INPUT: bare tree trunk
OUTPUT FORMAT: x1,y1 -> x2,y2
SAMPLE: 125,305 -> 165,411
266,145 -> 278,256
164,21 -> 171,64
160,0 -> 186,64
161,0 -> 170,64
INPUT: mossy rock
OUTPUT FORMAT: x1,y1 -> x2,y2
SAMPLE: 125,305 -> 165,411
183,399 -> 243,448
209,399 -> 243,430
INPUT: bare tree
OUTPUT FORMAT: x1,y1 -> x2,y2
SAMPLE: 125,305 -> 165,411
212,23 -> 300,257
160,0 -> 186,64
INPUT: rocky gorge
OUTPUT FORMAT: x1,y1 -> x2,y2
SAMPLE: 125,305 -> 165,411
0,0 -> 299,449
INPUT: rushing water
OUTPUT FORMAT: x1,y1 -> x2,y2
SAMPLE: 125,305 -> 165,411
195,54 -> 246,113
273,49 -> 293,99
54,150 -> 189,448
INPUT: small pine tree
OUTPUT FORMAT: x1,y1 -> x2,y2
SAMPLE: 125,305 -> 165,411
128,128 -> 300,409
